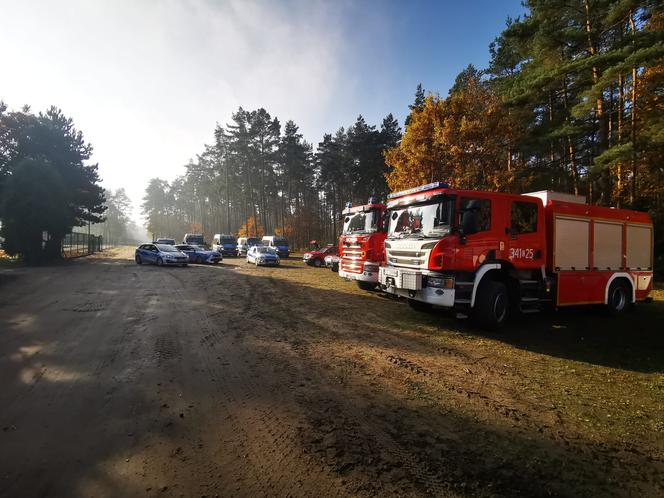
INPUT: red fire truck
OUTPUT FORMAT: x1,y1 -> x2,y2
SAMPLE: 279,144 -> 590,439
378,182 -> 654,329
338,199 -> 388,291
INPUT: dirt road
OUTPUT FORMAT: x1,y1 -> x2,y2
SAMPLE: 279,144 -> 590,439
1,247 -> 663,497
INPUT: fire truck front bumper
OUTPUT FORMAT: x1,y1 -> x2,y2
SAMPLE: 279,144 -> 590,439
379,267 -> 455,308
339,261 -> 379,283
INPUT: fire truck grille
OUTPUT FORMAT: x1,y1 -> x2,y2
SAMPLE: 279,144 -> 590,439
385,248 -> 429,268
341,259 -> 363,273
343,248 -> 363,259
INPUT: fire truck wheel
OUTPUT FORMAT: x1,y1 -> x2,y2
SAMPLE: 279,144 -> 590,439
407,298 -> 433,312
313,258 -> 322,267
474,280 -> 509,330
607,280 -> 632,315
357,281 -> 375,291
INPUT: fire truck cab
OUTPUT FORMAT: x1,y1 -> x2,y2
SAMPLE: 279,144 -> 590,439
338,199 -> 387,291
379,182 -> 654,329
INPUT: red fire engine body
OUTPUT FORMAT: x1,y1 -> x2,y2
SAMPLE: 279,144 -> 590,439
378,182 -> 654,328
338,201 -> 387,290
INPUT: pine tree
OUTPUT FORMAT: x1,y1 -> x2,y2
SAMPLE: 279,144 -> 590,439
405,83 -> 426,127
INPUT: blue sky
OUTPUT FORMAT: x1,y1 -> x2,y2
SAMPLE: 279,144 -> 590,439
0,0 -> 526,221
334,0 -> 527,130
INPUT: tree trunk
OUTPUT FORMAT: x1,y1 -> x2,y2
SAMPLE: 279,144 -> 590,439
629,10 -> 638,205
584,0 -> 609,204
617,73 -> 624,207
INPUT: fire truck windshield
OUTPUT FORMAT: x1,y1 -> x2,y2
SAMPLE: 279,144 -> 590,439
343,210 -> 379,234
388,197 -> 454,239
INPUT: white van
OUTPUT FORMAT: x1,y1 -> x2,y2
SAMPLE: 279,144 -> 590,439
261,236 -> 290,258
212,234 -> 237,256
236,237 -> 262,257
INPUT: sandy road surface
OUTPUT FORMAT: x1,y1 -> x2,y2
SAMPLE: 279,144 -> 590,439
1,247 -> 663,497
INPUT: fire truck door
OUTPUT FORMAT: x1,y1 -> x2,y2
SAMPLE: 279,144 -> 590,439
459,197 -> 495,266
507,200 -> 545,269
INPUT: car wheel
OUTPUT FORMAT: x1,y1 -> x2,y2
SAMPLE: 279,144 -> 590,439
135,255 -> 142,265
181,264 -> 187,267
196,256 -> 203,264
156,257 -> 163,266
607,279 -> 632,315
313,258 -> 322,267
474,280 -> 509,330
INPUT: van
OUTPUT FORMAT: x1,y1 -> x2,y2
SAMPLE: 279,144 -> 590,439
262,236 -> 290,258
236,237 -> 263,256
213,233 -> 237,256
183,233 -> 205,246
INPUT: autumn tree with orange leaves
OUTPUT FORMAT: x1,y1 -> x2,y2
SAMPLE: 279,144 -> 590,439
385,67 -> 522,193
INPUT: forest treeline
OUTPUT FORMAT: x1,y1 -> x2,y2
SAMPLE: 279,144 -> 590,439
143,0 -> 663,261
141,110 -> 400,248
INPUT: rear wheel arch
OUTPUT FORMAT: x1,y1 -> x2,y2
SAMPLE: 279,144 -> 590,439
604,273 -> 635,304
606,276 -> 635,315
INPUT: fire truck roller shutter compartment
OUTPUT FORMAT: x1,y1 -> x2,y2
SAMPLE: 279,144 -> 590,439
593,222 -> 623,270
554,217 -> 590,271
626,225 -> 653,271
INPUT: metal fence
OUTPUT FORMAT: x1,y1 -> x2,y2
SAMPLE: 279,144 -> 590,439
62,232 -> 104,258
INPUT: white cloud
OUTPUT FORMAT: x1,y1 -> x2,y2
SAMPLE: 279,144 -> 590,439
0,0 -> 354,221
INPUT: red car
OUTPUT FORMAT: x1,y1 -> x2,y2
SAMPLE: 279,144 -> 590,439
303,245 -> 337,267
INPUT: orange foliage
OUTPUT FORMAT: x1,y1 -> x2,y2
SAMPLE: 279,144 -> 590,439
385,84 -> 522,193
188,222 -> 203,233
237,216 -> 265,238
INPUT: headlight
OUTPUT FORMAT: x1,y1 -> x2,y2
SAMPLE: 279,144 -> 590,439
426,276 -> 454,289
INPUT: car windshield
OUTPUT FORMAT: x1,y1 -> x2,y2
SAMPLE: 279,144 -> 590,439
157,244 -> 179,252
256,247 -> 276,254
274,237 -> 288,245
175,245 -> 192,251
247,238 -> 261,246
221,237 -> 235,244
343,209 -> 380,234
388,196 -> 454,239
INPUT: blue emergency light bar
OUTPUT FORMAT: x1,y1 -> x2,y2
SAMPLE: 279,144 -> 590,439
387,181 -> 450,200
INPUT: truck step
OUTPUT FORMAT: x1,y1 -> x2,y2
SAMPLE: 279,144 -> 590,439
520,308 -> 541,314
455,281 -> 474,286
455,298 -> 471,304
519,280 -> 539,285
520,297 -> 539,302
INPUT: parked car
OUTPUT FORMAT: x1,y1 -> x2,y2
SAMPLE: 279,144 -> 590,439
237,237 -> 263,257
212,234 -> 237,256
303,245 -> 337,267
155,238 -> 176,245
262,235 -> 290,258
183,233 -> 205,246
135,243 -> 188,267
246,245 -> 280,266
325,254 -> 340,272
175,244 -> 222,264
